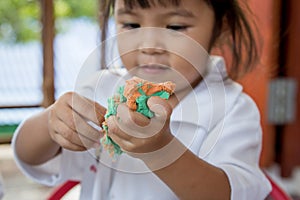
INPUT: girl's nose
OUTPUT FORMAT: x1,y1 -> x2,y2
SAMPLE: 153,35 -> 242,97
137,28 -> 166,55
140,46 -> 165,55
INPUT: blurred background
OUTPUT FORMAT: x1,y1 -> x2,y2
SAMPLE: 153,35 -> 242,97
0,0 -> 299,199
0,0 -> 99,199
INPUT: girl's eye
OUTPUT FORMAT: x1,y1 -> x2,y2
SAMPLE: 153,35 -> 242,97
166,25 -> 188,31
122,23 -> 140,29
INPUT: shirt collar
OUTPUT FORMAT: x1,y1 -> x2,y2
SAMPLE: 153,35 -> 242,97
171,56 -> 238,131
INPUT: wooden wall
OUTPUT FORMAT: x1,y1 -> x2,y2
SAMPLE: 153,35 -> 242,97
280,0 -> 300,177
239,0 -> 300,176
41,0 -> 55,108
238,0 -> 281,167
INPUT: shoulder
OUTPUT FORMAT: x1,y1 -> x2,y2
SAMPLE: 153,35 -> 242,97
210,56 -> 260,120
176,56 -> 259,130
233,92 -> 260,117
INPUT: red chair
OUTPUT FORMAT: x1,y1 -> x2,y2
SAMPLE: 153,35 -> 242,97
264,173 -> 292,200
47,180 -> 80,200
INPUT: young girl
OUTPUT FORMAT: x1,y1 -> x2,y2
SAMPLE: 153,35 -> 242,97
13,0 -> 271,199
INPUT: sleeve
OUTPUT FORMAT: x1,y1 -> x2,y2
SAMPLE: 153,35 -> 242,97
11,123 -> 87,187
202,93 -> 272,200
10,70 -> 106,187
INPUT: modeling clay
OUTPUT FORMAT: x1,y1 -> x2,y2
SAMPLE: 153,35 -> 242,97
100,77 -> 175,157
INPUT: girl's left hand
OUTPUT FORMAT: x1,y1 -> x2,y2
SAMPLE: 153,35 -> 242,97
106,96 -> 174,156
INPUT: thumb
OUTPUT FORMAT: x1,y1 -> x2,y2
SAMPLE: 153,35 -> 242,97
147,96 -> 172,119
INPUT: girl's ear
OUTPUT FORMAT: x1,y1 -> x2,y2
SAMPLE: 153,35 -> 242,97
211,17 -> 230,49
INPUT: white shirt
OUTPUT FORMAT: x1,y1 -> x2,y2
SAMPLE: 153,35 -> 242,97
12,56 -> 271,199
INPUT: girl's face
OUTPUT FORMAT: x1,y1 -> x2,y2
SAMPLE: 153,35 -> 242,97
114,0 -> 215,91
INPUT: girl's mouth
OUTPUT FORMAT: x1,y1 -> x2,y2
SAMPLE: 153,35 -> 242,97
139,64 -> 170,74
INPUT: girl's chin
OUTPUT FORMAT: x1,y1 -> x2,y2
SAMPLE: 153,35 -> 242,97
130,68 -> 169,82
140,66 -> 168,74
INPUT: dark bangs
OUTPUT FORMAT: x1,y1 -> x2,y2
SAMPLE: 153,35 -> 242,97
121,0 -> 181,9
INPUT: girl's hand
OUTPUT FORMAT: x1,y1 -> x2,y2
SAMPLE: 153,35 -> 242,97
48,92 -> 106,151
106,96 -> 174,156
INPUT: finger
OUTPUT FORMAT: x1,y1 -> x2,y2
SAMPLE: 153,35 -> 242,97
146,97 -> 171,135
52,132 -> 87,151
115,105 -> 153,138
106,116 -> 132,141
51,114 -> 95,149
49,113 -> 87,150
147,96 -> 172,119
117,103 -> 150,127
106,116 -> 136,153
73,112 -> 102,143
56,105 -> 101,143
67,92 -> 106,125
108,132 -> 134,153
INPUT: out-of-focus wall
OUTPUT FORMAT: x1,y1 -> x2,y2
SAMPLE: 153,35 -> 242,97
280,0 -> 300,177
238,0 -> 281,167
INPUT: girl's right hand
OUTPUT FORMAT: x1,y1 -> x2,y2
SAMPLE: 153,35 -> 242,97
47,92 -> 106,151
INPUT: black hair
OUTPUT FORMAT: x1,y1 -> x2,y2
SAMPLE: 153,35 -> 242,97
99,0 -> 258,80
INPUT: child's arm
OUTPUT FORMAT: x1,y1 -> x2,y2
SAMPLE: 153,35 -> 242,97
15,92 -> 106,165
106,96 -> 231,199
151,143 -> 231,200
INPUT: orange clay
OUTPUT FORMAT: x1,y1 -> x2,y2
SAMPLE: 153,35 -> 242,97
123,77 -> 176,110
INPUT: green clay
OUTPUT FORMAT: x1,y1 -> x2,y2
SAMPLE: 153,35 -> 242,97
136,90 -> 170,118
101,83 -> 171,156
